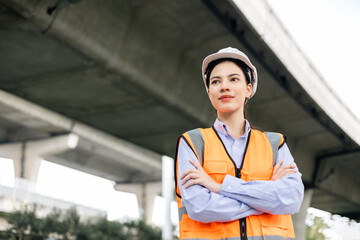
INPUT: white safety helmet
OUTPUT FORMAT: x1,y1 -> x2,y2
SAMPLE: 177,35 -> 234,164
202,47 -> 258,99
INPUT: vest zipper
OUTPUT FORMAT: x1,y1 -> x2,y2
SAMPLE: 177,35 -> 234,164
212,127 -> 251,240
240,218 -> 247,240
239,131 -> 251,240
235,168 -> 240,178
235,167 -> 247,240
236,166 -> 247,240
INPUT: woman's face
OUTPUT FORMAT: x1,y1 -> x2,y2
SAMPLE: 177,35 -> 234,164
208,61 -> 252,115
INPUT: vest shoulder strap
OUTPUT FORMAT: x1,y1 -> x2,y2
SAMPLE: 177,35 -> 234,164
264,132 -> 286,166
185,128 -> 204,165
186,129 -> 285,167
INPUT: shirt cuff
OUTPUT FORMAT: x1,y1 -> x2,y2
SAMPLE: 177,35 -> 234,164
220,174 -> 246,195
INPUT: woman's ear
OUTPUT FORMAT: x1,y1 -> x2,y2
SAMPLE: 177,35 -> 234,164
246,83 -> 253,98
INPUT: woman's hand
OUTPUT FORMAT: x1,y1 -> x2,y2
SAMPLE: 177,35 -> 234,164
181,158 -> 296,193
271,159 -> 297,180
180,159 -> 222,193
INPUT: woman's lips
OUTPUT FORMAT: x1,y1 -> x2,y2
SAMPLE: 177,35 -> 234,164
219,95 -> 234,101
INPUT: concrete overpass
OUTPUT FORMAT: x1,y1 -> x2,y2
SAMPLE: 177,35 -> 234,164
0,0 -> 360,239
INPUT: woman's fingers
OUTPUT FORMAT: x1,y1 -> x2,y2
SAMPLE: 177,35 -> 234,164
282,164 -> 296,169
180,159 -> 221,193
184,179 -> 200,189
272,162 -> 297,180
189,159 -> 202,170
180,160 -> 202,185
272,159 -> 283,176
180,168 -> 196,179
273,168 -> 297,180
181,172 -> 198,185
278,169 -> 297,179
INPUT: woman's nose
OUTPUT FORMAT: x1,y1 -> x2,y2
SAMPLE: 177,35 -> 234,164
220,82 -> 230,92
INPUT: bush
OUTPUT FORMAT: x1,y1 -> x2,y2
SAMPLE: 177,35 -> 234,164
0,204 -> 174,240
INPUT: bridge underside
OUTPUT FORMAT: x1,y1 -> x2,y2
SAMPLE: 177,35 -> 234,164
0,0 -> 359,220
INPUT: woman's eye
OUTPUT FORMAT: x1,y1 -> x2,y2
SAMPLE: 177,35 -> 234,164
211,80 -> 220,85
230,77 -> 239,82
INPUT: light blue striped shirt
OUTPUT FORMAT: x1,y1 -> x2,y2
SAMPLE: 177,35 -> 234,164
177,119 -> 304,223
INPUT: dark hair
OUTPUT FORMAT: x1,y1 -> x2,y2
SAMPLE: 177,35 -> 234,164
204,58 -> 252,119
205,58 -> 252,88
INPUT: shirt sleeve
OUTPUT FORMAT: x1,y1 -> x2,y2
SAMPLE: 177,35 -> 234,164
220,143 -> 304,215
177,138 -> 262,223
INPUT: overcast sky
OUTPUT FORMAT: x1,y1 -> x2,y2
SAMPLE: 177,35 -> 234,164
267,0 -> 360,121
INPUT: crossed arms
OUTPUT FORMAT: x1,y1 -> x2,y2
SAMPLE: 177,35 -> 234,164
177,139 -> 304,223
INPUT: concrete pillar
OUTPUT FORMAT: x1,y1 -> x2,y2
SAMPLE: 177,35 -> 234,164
162,155 -> 174,240
0,134 -> 79,186
114,182 -> 161,224
292,189 -> 313,240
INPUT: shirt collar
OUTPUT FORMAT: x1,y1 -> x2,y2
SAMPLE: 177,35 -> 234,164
213,118 -> 251,138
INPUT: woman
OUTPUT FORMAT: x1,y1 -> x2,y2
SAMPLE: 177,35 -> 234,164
175,47 -> 304,240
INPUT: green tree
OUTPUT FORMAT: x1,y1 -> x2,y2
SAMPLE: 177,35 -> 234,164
0,204 -> 178,240
77,216 -> 129,240
306,214 -> 329,240
1,204 -> 43,240
124,220 -> 162,240
63,207 -> 81,239
42,207 -> 67,237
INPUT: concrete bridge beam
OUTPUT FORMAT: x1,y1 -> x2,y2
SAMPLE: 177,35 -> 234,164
114,182 -> 161,225
0,134 -> 79,184
114,155 -> 174,235
292,189 -> 313,240
161,156 -> 174,240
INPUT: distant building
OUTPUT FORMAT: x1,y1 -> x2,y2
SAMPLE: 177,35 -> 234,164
0,178 -> 106,231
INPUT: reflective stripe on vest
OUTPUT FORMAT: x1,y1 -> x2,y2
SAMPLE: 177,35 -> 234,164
178,207 -> 187,221
187,128 -> 204,165
181,237 -> 295,240
175,127 -> 294,240
264,132 -> 283,166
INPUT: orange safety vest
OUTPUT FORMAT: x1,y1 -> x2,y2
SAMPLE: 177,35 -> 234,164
175,127 -> 295,240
